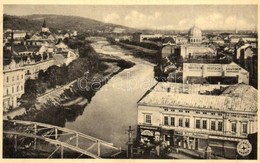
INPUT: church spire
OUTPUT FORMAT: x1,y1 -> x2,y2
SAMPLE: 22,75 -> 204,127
43,19 -> 46,28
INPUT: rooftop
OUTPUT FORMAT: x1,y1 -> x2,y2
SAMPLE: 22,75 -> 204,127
138,82 -> 257,113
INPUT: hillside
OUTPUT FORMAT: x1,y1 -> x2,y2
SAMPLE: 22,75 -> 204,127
3,14 -> 134,33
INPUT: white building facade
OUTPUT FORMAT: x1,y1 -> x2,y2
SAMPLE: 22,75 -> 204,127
137,82 -> 257,158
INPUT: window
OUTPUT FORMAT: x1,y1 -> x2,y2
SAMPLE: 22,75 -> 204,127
179,110 -> 183,112
242,123 -> 247,134
231,122 -> 237,133
185,119 -> 190,128
196,119 -> 200,129
211,121 -> 216,130
185,110 -> 190,113
12,76 -> 14,82
21,85 -> 23,91
218,121 -> 223,131
218,112 -> 222,116
203,112 -> 207,114
164,116 -> 169,125
170,117 -> 175,126
196,111 -> 200,114
12,87 -> 14,93
171,109 -> 175,112
179,118 -> 183,127
6,76 -> 9,83
202,120 -> 207,129
164,108 -> 168,112
17,75 -> 19,80
211,112 -> 215,115
6,89 -> 9,95
17,86 -> 19,92
145,114 -> 151,124
21,74 -> 23,79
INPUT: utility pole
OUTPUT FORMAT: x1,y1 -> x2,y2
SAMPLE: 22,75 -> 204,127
126,126 -> 134,158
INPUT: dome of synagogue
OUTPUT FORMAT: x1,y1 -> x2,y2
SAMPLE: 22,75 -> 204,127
188,25 -> 202,38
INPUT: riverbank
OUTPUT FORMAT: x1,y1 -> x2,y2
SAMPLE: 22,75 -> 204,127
107,38 -> 161,64
4,37 -> 156,158
12,47 -> 135,127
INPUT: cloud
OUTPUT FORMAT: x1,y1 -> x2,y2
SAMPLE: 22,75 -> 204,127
192,13 -> 254,30
124,10 -> 161,29
103,11 -> 255,30
103,13 -> 120,23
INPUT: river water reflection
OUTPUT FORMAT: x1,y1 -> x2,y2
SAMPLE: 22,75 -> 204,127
65,37 -> 157,148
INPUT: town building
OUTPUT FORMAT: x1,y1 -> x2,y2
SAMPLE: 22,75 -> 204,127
162,37 -> 176,46
183,62 -> 249,85
179,26 -> 216,59
2,20 -> 78,112
137,82 -> 257,158
3,59 -> 25,112
132,32 -> 162,42
161,26 -> 216,61
175,36 -> 188,44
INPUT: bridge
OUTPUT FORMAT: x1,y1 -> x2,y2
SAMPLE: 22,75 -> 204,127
3,120 -> 122,158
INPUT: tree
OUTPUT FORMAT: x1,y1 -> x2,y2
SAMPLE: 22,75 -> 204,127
44,65 -> 68,88
20,80 -> 38,110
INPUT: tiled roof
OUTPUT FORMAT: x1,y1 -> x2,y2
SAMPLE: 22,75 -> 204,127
13,45 -> 41,53
138,83 -> 257,113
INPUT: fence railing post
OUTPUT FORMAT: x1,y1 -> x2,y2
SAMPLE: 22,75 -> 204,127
97,140 -> 100,157
34,124 -> 37,149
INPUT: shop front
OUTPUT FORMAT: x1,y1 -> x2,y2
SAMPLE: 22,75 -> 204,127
171,131 -> 209,150
137,125 -> 161,146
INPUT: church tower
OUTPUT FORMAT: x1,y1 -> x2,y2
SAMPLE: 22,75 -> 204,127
41,19 -> 49,33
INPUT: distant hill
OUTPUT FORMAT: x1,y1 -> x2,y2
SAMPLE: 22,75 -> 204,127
4,14 -> 42,31
3,14 -> 135,33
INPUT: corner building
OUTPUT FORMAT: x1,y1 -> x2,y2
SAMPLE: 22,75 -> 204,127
137,82 -> 257,158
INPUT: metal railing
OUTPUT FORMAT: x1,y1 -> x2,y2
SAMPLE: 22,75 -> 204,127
3,120 -> 122,158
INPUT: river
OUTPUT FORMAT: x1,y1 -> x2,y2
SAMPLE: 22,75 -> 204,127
65,37 -> 157,149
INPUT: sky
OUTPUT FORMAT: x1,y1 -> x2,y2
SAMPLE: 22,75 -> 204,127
4,5 -> 258,30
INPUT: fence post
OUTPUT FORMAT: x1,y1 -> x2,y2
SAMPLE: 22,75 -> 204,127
76,133 -> 79,147
55,128 -> 58,140
61,145 -> 64,158
14,135 -> 17,152
34,124 -> 37,149
97,140 -> 100,157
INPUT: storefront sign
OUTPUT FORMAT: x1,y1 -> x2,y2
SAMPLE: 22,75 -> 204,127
206,65 -> 221,72
141,130 -> 154,136
139,125 -> 160,131
237,140 -> 252,157
209,135 -> 242,142
192,133 -> 209,139
187,65 -> 202,71
226,66 -> 241,73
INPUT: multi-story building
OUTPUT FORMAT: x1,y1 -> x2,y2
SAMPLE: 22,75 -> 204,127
183,62 -> 249,85
23,58 -> 55,80
137,82 -> 257,158
132,32 -> 162,42
3,59 -> 25,112
3,19 -> 79,113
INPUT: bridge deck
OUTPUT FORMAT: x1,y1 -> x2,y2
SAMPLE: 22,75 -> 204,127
3,120 -> 122,158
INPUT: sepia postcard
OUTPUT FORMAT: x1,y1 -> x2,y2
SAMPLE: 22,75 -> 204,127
0,0 -> 259,162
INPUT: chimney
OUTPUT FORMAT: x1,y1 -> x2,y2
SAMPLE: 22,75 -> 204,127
10,30 -> 14,58
167,87 -> 171,93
